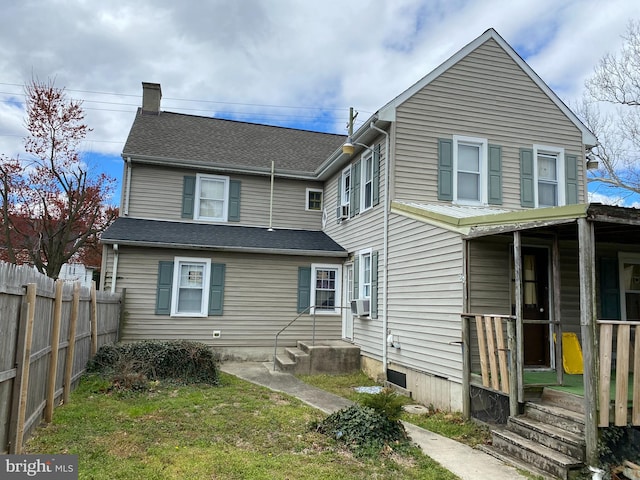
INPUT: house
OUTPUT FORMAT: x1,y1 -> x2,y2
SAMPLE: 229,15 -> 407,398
102,28 -> 640,474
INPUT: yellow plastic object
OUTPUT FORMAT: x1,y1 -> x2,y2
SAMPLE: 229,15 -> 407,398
561,332 -> 584,374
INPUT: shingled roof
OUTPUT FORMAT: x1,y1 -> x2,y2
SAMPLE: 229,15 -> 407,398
102,217 -> 347,257
123,110 -> 346,175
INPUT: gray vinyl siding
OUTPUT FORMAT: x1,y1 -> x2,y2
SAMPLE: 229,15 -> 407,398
385,214 -> 464,382
108,246 -> 342,347
323,138 -> 387,358
126,163 -> 324,230
393,38 -> 585,209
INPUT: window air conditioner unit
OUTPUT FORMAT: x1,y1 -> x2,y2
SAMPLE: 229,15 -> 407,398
340,205 -> 349,219
351,298 -> 370,316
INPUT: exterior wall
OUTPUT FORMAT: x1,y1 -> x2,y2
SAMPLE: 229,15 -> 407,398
323,136 -> 388,359
393,38 -> 585,209
104,246 -> 342,360
385,214 -> 464,409
126,163 -> 324,230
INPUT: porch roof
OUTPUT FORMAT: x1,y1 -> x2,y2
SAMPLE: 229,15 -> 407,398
391,202 -> 640,240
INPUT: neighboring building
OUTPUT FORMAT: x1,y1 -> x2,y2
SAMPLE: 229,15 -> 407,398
102,28 -> 640,470
58,263 -> 94,288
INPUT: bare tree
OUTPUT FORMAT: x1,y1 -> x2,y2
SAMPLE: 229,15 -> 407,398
0,79 -> 117,278
580,19 -> 640,200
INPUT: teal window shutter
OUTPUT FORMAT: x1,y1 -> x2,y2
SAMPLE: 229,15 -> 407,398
599,257 -> 620,319
182,176 -> 196,218
297,267 -> 311,313
228,180 -> 241,221
351,160 -> 361,217
438,139 -> 453,201
353,256 -> 360,300
155,261 -> 174,315
370,251 -> 379,319
520,148 -> 535,207
373,144 -> 381,206
488,144 -> 502,205
208,263 -> 226,315
565,154 -> 578,204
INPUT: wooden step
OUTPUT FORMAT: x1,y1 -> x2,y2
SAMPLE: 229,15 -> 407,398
524,402 -> 585,435
508,415 -> 585,461
490,428 -> 583,480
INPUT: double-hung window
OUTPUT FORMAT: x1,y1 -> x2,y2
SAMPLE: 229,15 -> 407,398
311,264 -> 341,314
534,145 -> 565,207
339,167 -> 351,217
362,152 -> 374,211
195,174 -> 229,222
171,257 -> 211,317
453,135 -> 488,204
359,250 -> 372,299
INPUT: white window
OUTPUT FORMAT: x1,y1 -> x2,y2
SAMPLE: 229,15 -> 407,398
534,145 -> 565,207
359,249 -> 372,299
306,188 -> 323,211
171,257 -> 211,317
311,264 -> 342,314
362,151 -> 374,211
341,167 -> 351,210
195,174 -> 229,221
453,136 -> 488,204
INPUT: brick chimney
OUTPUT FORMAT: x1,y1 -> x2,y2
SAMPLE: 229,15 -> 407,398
141,82 -> 162,114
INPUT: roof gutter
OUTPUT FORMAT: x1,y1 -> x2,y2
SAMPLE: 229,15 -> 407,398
99,239 -> 348,258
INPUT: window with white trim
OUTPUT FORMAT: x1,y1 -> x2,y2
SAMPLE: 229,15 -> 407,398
362,151 -> 374,211
306,188 -> 323,211
171,257 -> 211,316
359,249 -> 372,299
534,145 -> 565,207
453,135 -> 487,204
195,174 -> 229,221
311,264 -> 342,314
341,167 -> 351,214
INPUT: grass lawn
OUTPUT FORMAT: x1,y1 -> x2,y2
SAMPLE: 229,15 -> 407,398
25,373 -> 460,480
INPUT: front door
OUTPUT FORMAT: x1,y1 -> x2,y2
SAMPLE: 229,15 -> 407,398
342,264 -> 354,340
514,247 -> 552,368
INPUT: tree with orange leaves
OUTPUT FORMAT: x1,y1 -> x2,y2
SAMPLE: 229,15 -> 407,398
0,79 -> 117,278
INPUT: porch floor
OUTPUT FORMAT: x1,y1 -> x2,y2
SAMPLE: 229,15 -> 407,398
524,371 -> 634,402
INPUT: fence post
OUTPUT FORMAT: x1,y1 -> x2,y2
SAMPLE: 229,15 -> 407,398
90,281 -> 98,356
45,279 -> 64,423
63,282 -> 80,405
8,283 -> 36,454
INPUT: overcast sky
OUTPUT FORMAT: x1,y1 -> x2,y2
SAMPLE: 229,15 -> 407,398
2,0 -> 640,205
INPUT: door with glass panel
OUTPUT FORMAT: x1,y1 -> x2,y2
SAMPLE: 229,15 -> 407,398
620,254 -> 640,321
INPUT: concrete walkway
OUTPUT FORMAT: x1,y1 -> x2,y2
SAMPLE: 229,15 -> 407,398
220,362 -> 529,480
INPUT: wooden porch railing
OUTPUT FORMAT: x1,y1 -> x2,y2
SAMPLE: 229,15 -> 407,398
598,320 -> 640,427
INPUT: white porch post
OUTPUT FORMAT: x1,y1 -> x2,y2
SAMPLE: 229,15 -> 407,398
577,217 -> 598,466
513,231 -> 524,404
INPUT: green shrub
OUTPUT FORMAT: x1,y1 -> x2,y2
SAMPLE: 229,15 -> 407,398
598,425 -> 640,474
359,387 -> 405,421
87,340 -> 221,386
314,404 -> 409,456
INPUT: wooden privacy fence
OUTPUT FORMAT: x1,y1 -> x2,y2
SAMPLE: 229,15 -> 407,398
598,320 -> 640,427
0,263 -> 121,454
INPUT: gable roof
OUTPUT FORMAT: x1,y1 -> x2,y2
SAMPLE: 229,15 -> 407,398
123,111 -> 346,177
102,217 -> 347,257
377,28 -> 596,147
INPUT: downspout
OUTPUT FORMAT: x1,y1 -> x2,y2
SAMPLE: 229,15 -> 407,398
370,121 -> 390,375
124,157 -> 132,216
110,244 -> 119,293
268,160 -> 275,231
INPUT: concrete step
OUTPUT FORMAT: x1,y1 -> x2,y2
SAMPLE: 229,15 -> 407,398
508,415 -> 585,461
274,354 -> 297,373
524,402 -> 585,436
490,428 -> 583,480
